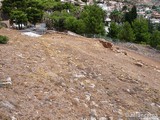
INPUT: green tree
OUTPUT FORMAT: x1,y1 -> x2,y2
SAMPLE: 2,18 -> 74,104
65,17 -> 85,34
124,5 -> 137,24
50,11 -> 72,31
36,0 -> 56,10
2,0 -> 43,26
132,18 -> 150,43
150,30 -> 160,48
124,12 -> 132,24
2,0 -> 27,15
110,10 -> 123,23
10,10 -> 28,29
122,5 -> 127,11
26,8 -> 43,25
80,5 -> 105,35
108,22 -> 120,39
118,22 -> 135,42
130,5 -> 137,21
152,5 -> 156,9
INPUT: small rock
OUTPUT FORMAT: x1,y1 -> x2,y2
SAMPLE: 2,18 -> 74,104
11,116 -> 17,120
68,88 -> 75,93
150,103 -> 156,107
85,94 -> 91,101
156,69 -> 160,73
72,98 -> 80,106
0,77 -> 12,87
17,53 -> 25,58
89,84 -> 95,89
61,82 -> 66,87
74,73 -> 85,79
6,77 -> 12,83
116,50 -> 127,55
1,101 -> 15,109
80,82 -> 85,87
126,89 -> 130,93
74,98 -> 80,103
91,101 -> 99,107
91,116 -> 97,120
123,51 -> 127,55
82,103 -> 88,108
135,62 -> 143,67
99,117 -> 107,120
90,109 -> 97,117
116,50 -> 121,53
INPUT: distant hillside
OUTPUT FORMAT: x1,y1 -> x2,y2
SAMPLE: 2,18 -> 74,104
125,0 -> 160,5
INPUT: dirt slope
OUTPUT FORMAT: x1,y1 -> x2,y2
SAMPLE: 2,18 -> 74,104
0,28 -> 160,120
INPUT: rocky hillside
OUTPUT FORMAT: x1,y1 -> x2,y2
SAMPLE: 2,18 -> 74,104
0,28 -> 160,119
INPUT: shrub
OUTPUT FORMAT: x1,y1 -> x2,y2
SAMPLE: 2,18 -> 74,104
0,35 -> 9,44
156,44 -> 160,50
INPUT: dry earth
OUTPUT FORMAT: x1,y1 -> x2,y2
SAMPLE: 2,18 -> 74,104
0,28 -> 160,120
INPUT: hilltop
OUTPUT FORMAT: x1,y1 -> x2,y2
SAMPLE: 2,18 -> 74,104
0,28 -> 160,119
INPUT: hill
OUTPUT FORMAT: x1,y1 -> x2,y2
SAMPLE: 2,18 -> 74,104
0,28 -> 160,119
125,0 -> 160,5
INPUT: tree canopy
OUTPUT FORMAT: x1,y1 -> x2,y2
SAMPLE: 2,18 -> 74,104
80,5 -> 105,35
2,0 -> 43,25
132,18 -> 150,43
118,22 -> 135,42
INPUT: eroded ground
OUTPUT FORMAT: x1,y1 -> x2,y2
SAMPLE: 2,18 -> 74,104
0,28 -> 160,120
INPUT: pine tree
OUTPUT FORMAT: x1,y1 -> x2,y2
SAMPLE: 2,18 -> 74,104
130,5 -> 137,21
108,22 -> 120,38
132,18 -> 150,43
124,5 -> 137,24
118,22 -> 135,42
150,30 -> 160,48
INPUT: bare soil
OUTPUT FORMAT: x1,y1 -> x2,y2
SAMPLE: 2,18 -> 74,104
0,28 -> 160,120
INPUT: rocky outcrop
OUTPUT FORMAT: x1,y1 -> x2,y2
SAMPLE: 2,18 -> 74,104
99,40 -> 113,49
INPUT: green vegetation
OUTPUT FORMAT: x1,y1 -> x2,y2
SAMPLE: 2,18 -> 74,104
132,18 -> 150,44
108,17 -> 160,50
1,0 -> 105,35
1,0 -> 160,49
124,5 -> 137,24
108,22 -> 120,39
0,35 -> 9,44
48,4 -> 105,35
107,4 -> 160,50
118,22 -> 135,42
80,5 -> 105,35
2,0 -> 43,28
110,10 -> 123,23
10,10 -> 28,29
150,30 -> 160,48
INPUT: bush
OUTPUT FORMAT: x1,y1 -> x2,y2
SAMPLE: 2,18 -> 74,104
156,44 -> 160,50
0,35 -> 9,44
64,17 -> 85,34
